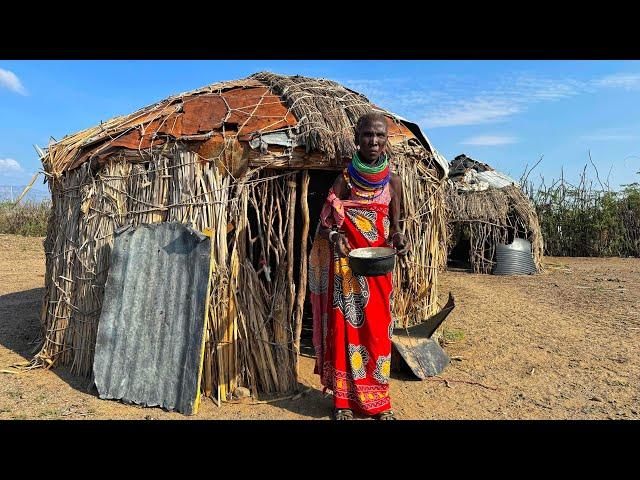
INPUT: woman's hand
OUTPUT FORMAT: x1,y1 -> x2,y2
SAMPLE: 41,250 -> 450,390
330,232 -> 351,257
392,232 -> 409,256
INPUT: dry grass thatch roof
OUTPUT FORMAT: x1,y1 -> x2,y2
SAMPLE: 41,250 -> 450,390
448,185 -> 536,224
41,72 -> 445,177
446,154 -> 534,224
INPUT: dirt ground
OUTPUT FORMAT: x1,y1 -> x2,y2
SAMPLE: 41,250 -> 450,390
1,233 -> 638,420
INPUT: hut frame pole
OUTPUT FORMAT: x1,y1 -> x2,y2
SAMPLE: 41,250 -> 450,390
286,175 -> 297,390
293,170 -> 309,383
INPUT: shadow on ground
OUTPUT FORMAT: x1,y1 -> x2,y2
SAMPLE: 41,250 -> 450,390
267,383 -> 332,419
0,288 -> 43,360
266,336 -> 332,419
0,287 -> 98,396
0,288 -> 419,419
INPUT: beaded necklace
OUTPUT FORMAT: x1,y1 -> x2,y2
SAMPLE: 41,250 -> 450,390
344,152 -> 391,199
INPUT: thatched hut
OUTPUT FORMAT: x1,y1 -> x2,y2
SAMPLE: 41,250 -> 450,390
446,154 -> 543,274
33,72 -> 449,400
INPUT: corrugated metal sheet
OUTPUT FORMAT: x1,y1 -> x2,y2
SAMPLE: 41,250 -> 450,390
475,170 -> 519,189
494,239 -> 537,275
93,222 -> 210,415
249,130 -> 305,149
451,168 -> 519,191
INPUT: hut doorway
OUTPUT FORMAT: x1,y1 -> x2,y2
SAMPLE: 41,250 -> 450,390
229,167 -> 341,392
296,170 -> 340,359
447,224 -> 473,270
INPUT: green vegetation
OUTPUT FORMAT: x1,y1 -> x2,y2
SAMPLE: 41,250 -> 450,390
37,409 -> 59,418
7,389 -> 23,400
524,168 -> 640,258
443,328 -> 465,342
0,201 -> 50,237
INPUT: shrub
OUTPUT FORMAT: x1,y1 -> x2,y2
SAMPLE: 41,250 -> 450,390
0,201 -> 51,237
524,173 -> 640,257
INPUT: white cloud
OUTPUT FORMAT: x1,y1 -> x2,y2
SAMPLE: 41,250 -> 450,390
345,71 -> 640,130
0,69 -> 27,95
426,76 -> 585,128
0,158 -> 23,172
343,79 -> 388,89
396,75 -> 585,129
342,78 -> 410,105
580,133 -> 639,142
460,135 -> 518,146
424,98 -> 521,128
505,76 -> 586,100
594,73 -> 640,90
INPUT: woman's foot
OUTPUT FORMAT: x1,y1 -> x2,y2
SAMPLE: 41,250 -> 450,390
334,408 -> 354,420
376,410 -> 396,420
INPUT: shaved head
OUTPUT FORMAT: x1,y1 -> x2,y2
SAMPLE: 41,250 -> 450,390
355,112 -> 388,138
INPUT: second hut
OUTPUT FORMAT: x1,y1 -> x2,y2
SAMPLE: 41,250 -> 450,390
446,154 -> 544,274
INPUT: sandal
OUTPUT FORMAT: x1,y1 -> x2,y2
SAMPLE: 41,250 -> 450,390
334,409 -> 354,420
377,410 -> 397,420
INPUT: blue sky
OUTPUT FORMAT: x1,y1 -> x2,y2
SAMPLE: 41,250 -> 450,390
1,60 -> 639,191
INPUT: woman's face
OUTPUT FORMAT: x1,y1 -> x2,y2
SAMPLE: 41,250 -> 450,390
357,120 -> 388,163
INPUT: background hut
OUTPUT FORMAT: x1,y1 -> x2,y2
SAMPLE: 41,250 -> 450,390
33,72 -> 449,401
446,154 -> 544,274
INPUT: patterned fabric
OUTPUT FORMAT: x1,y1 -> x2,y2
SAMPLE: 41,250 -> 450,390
319,190 -> 346,230
383,216 -> 390,241
346,209 -> 379,243
309,236 -> 331,295
389,291 -> 396,340
309,180 -> 395,416
333,256 -> 370,328
348,344 -> 370,380
373,354 -> 392,384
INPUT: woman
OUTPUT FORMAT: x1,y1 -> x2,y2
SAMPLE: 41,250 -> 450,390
309,112 -> 409,420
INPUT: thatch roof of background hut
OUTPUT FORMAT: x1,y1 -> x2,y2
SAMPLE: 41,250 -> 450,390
446,154 -> 544,273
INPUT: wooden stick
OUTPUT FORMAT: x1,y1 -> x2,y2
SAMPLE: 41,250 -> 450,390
427,375 -> 499,391
286,176 -> 297,329
293,170 -> 309,382
286,175 -> 297,391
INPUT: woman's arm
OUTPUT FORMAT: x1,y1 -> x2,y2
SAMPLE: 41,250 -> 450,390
320,174 -> 351,257
389,174 -> 409,256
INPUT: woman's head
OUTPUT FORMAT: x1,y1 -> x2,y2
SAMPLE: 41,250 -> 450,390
355,113 -> 388,163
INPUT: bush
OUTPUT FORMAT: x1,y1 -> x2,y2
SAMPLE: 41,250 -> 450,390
0,201 -> 51,236
526,178 -> 640,258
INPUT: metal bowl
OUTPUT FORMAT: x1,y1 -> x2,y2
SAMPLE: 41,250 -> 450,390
348,247 -> 397,276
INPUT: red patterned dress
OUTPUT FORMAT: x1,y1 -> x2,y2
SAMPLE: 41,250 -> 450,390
309,182 -> 394,415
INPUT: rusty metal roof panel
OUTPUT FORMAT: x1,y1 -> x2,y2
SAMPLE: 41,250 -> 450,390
61,85 -> 299,173
93,222 -> 210,415
385,110 -> 449,176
